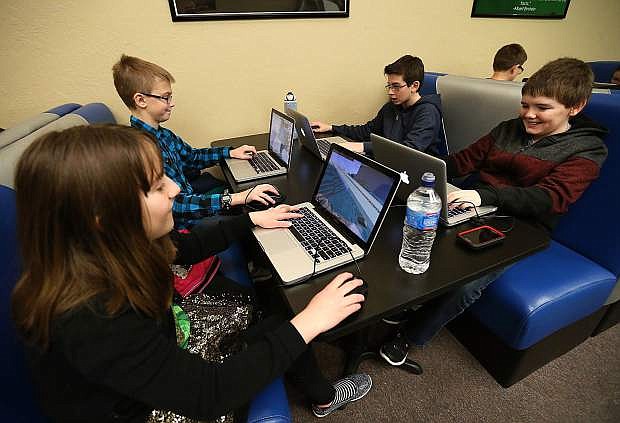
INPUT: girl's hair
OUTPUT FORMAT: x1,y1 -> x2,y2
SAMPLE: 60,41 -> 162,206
11,124 -> 176,348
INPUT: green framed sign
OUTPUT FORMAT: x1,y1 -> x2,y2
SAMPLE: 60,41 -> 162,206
471,0 -> 570,19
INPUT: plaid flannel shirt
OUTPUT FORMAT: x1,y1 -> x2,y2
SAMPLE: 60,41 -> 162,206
130,116 -> 231,229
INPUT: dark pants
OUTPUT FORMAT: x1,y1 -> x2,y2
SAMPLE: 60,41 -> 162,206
189,171 -> 227,194
205,280 -> 335,408
240,315 -> 335,405
403,268 -> 506,346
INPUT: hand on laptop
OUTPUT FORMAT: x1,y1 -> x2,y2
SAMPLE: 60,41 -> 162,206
290,272 -> 365,344
341,142 -> 364,153
310,121 -> 332,133
249,204 -> 303,229
230,144 -> 257,160
233,184 -> 279,207
447,190 -> 482,209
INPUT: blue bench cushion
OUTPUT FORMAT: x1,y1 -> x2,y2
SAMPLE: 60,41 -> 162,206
586,61 -> 620,82
246,378 -> 291,423
45,103 -> 81,117
71,102 -> 115,124
553,93 -> 620,278
470,241 -> 616,350
420,72 -> 445,96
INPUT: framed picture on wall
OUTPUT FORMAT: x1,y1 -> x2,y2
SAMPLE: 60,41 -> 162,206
168,0 -> 350,21
471,0 -> 570,19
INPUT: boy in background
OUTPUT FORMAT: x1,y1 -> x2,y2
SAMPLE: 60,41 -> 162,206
490,43 -> 527,81
380,57 -> 608,367
311,55 -> 443,156
113,54 -> 279,230
610,65 -> 620,85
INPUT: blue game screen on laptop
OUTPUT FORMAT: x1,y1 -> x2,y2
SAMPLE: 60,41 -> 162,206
315,149 -> 394,242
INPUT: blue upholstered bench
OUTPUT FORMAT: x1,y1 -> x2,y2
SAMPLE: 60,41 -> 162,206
448,91 -> 620,387
586,60 -> 620,82
419,71 -> 449,156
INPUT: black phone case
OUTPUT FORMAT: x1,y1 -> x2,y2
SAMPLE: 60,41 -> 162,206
457,225 -> 505,249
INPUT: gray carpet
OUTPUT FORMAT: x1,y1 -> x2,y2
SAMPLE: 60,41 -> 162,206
287,324 -> 620,422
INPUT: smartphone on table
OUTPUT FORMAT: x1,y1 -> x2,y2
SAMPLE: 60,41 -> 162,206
457,225 -> 505,249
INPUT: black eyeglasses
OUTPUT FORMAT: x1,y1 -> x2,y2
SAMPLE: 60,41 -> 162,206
385,83 -> 408,92
517,65 -> 525,72
140,92 -> 173,104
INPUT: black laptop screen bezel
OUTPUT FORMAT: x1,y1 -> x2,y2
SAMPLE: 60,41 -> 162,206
285,108 -> 323,159
268,108 -> 295,168
311,143 -> 400,253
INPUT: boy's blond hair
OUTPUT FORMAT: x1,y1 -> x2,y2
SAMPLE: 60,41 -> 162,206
112,54 -> 175,109
522,58 -> 593,109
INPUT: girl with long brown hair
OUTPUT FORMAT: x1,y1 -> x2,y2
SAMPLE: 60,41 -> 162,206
11,125 -> 371,422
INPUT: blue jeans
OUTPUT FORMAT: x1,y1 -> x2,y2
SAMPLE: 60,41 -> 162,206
402,267 -> 507,346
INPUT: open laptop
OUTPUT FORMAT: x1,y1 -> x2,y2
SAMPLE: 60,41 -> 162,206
253,143 -> 400,284
371,133 -> 497,227
224,109 -> 294,182
286,108 -> 347,161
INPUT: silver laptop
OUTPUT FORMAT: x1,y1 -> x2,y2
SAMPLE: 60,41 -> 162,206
371,133 -> 497,227
253,143 -> 400,284
286,108 -> 347,161
224,109 -> 294,182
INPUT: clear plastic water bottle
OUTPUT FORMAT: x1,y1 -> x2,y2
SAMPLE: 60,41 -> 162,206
399,172 -> 442,274
284,92 -> 298,140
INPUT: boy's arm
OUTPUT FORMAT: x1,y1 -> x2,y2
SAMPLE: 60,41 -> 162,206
172,191 -> 223,223
175,133 -> 231,170
332,108 -> 384,150
446,133 -> 495,178
476,155 -> 603,217
401,106 -> 441,153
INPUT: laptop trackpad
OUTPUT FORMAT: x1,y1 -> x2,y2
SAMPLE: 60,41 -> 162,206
258,229 -> 298,251
255,229 -> 314,282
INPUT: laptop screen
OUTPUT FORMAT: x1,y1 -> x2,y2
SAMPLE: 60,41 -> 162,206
268,109 -> 294,165
313,145 -> 399,248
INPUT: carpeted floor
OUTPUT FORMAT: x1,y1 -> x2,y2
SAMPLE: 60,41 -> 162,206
286,324 -> 620,422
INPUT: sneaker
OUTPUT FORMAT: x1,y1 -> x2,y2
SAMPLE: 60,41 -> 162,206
382,310 -> 410,325
379,334 -> 410,366
381,305 -> 423,325
311,373 -> 372,418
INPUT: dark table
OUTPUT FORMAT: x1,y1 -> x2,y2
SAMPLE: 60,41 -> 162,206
213,133 -> 550,372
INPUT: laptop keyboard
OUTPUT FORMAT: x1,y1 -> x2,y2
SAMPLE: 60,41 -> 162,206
447,207 -> 474,219
288,207 -> 350,261
316,138 -> 331,157
249,152 -> 280,173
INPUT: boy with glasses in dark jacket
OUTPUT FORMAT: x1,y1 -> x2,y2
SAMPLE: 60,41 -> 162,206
311,55 -> 443,156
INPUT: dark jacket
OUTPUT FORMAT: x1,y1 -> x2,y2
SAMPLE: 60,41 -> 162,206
332,94 -> 443,156
447,114 -> 608,230
25,214 -> 307,422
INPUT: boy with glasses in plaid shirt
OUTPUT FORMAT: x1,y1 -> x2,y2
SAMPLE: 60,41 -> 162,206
113,54 -> 279,230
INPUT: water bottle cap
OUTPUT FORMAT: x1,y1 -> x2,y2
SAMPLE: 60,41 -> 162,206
420,172 -> 435,187
285,92 -> 295,101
